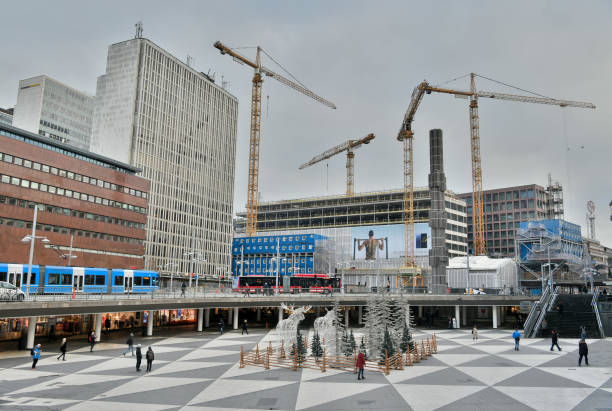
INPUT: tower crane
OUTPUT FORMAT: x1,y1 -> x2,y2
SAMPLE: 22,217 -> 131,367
299,133 -> 375,196
399,73 -> 595,264
214,41 -> 336,236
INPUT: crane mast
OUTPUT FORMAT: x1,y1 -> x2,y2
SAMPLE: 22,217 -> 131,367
214,41 -> 336,236
299,134 -> 375,196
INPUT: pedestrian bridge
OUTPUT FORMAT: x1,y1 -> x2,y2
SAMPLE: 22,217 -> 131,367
0,291 -> 539,318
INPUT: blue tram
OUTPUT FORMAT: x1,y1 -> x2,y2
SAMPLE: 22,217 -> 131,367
0,263 -> 159,294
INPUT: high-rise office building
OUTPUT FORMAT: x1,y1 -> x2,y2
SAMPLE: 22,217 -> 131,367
0,108 -> 13,126
90,36 -> 239,278
12,75 -> 94,150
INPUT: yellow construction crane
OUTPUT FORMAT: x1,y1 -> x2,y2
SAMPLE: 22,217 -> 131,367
399,73 -> 595,260
299,134 -> 375,196
214,41 -> 336,236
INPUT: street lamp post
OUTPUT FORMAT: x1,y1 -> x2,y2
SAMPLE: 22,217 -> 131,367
21,206 -> 49,297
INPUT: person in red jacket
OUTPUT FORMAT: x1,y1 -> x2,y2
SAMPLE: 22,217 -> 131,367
357,351 -> 366,380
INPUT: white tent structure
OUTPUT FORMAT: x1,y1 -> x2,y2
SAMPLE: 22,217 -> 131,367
447,256 -> 518,292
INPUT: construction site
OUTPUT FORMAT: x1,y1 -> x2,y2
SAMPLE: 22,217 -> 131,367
214,39 -> 609,296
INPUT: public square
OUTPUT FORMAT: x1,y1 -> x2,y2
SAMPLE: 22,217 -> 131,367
0,328 -> 610,411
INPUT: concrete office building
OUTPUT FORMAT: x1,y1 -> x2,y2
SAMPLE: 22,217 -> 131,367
12,76 -> 94,150
0,108 -> 12,126
459,183 -> 561,257
90,36 -> 238,278
0,123 -> 149,268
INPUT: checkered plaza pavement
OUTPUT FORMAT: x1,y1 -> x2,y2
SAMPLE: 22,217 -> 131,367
0,328 -> 610,410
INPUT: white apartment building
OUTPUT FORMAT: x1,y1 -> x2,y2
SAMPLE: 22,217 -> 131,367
90,37 -> 239,278
12,75 -> 94,150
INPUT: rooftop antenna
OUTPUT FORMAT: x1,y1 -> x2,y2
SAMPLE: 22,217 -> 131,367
135,21 -> 143,39
186,55 -> 193,67
221,75 -> 230,91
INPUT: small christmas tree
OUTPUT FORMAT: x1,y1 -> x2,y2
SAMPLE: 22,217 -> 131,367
399,323 -> 414,353
359,336 -> 368,359
311,332 -> 323,359
294,328 -> 307,363
342,331 -> 352,357
349,330 -> 357,352
380,327 -> 395,362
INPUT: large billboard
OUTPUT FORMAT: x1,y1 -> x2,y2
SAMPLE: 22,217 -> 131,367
351,223 -> 431,260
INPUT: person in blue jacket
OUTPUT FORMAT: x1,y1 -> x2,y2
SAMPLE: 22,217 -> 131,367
512,329 -> 521,351
31,344 -> 41,369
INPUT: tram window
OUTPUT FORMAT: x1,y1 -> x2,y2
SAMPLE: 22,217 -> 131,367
48,273 -> 60,285
95,275 -> 105,285
60,274 -> 72,285
0,272 -> 6,282
85,275 -> 94,285
142,277 -> 150,286
134,277 -> 142,286
114,275 -> 123,286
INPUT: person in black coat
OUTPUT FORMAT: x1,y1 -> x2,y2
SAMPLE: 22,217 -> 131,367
145,346 -> 154,372
578,339 -> 589,366
550,329 -> 561,351
135,344 -> 143,371
57,338 -> 67,361
242,320 -> 248,335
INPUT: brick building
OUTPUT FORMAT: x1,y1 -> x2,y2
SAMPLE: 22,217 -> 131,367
0,123 -> 149,268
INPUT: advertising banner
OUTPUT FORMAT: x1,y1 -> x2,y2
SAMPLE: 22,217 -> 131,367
351,223 -> 431,260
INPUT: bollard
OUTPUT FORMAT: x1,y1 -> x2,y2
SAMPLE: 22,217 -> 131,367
421,341 -> 426,360
256,344 -> 261,363
265,351 -> 270,370
433,333 -> 438,353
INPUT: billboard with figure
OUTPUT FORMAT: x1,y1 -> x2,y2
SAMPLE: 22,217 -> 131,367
351,223 -> 431,260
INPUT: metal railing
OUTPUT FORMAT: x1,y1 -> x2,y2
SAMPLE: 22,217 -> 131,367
591,286 -> 605,338
530,286 -> 559,338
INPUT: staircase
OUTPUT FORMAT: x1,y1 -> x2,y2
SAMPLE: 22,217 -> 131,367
537,294 -> 600,338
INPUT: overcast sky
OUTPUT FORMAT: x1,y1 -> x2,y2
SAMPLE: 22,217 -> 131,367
1,1 -> 610,246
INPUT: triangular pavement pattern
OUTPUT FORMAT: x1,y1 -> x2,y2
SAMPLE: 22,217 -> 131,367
496,354 -> 561,367
147,360 -> 232,376
16,353 -> 109,368
299,384 -> 410,411
194,380 -> 299,410
8,372 -> 132,395
435,386 -> 535,411
470,345 -> 517,355
496,367 -> 592,388
393,384 -> 487,411
0,368 -> 62,382
539,366 -> 612,388
434,353 -> 489,366
179,348 -> 238,361
572,389 -> 612,410
295,381 -> 386,410
77,357 -> 168,374
201,339 -> 252,349
95,376 -> 210,400
384,365 -> 448,384
455,366 -> 529,386
65,400 -> 177,410
394,366 -> 486,386
96,379 -> 213,406
300,366 -> 347,382
0,395 -> 80,408
188,377 -> 296,405
493,386 -> 595,411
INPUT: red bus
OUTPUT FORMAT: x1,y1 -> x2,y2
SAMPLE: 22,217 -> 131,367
234,273 -> 340,294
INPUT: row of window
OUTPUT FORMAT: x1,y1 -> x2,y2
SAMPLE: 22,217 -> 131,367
0,150 -> 145,198
0,128 -> 135,174
0,217 -> 144,245
0,172 -> 147,214
40,119 -> 69,135
0,195 -> 145,230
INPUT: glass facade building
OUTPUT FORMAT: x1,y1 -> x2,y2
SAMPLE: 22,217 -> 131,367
90,38 -> 239,278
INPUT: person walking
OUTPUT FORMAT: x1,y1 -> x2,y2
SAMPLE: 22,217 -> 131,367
578,339 -> 589,366
356,350 -> 366,380
123,333 -> 135,357
242,320 -> 248,335
145,346 -> 154,372
181,281 -> 186,297
550,329 -> 562,351
580,325 -> 587,339
135,344 -> 142,372
512,329 -> 521,351
31,344 -> 41,369
219,318 -> 225,335
104,317 -> 111,335
57,338 -> 67,361
472,325 -> 479,344
89,331 -> 96,352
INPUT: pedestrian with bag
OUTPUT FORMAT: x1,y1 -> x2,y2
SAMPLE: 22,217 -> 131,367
135,344 -> 142,371
512,329 -> 521,351
242,320 -> 248,335
145,346 -> 154,372
123,333 -> 134,356
578,338 -> 589,366
88,331 -> 96,352
356,350 -> 366,380
31,344 -> 41,369
57,338 -> 67,361
550,329 -> 562,351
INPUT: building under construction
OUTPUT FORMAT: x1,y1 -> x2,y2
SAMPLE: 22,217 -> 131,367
234,187 -> 467,289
